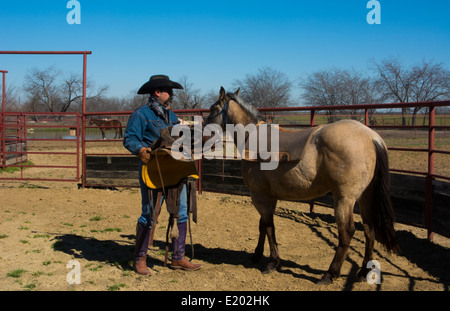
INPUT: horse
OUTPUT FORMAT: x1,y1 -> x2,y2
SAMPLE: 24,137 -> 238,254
203,87 -> 399,284
88,118 -> 123,140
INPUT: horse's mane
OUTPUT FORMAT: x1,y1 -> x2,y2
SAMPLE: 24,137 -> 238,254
226,92 -> 262,122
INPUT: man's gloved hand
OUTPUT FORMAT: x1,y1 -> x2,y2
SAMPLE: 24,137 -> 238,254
138,147 -> 152,164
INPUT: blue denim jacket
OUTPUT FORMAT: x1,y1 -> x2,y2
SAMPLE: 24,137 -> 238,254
123,99 -> 179,156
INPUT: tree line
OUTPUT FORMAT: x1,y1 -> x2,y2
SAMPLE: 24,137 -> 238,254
2,57 -> 449,125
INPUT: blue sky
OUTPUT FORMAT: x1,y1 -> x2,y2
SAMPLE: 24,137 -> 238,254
0,0 -> 449,101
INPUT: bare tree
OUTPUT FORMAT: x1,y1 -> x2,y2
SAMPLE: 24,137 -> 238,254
61,73 -> 108,113
23,67 -> 109,115
1,84 -> 22,112
123,89 -> 148,111
232,67 -> 293,108
300,68 -> 375,122
23,66 -> 61,113
171,76 -> 205,109
371,57 -> 450,125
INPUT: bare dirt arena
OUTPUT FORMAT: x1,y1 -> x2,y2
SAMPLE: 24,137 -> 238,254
1,182 -> 449,292
0,137 -> 449,292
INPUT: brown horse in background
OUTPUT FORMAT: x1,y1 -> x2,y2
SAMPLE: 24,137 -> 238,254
89,118 -> 123,139
204,87 -> 399,284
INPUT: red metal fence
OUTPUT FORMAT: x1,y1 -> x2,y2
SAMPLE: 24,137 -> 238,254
0,112 -> 81,182
1,51 -> 449,241
1,102 -> 449,240
0,50 -> 90,183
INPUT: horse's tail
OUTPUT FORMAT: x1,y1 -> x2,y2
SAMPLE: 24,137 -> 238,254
371,139 -> 400,254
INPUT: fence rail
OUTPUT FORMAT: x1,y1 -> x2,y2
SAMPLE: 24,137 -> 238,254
1,101 -> 449,241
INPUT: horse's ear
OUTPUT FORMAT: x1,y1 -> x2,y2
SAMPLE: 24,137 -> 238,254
234,88 -> 240,96
219,86 -> 226,101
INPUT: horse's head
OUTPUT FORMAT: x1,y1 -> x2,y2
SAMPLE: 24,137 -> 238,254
88,119 -> 94,125
203,87 -> 240,129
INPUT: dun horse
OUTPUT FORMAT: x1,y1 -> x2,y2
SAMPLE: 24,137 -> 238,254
89,118 -> 123,139
204,87 -> 399,284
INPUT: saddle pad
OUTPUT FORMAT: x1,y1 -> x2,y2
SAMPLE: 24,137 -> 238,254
142,148 -> 198,189
244,123 -> 323,162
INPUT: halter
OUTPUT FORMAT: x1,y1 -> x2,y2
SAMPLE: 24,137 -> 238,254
204,100 -> 229,128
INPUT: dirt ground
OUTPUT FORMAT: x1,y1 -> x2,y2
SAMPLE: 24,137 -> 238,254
0,137 -> 449,292
0,181 -> 449,292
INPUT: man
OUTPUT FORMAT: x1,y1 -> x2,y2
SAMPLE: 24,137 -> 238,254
123,75 -> 202,276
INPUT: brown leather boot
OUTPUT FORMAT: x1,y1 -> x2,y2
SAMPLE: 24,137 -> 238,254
171,222 -> 202,271
133,223 -> 152,276
133,255 -> 152,276
172,256 -> 202,271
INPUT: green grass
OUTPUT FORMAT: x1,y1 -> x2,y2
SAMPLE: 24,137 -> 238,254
107,283 -> 126,291
0,160 -> 34,174
7,269 -> 27,278
89,216 -> 103,222
271,113 -> 449,127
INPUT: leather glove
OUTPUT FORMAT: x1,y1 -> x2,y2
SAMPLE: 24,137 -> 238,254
138,147 -> 152,164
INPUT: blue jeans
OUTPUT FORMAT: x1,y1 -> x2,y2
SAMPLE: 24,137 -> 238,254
138,162 -> 188,227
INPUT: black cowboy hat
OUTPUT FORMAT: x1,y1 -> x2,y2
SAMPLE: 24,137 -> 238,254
137,75 -> 183,94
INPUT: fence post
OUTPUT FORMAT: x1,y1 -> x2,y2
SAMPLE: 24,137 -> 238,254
1,71 -> 7,171
198,110 -> 203,194
81,52 -> 88,188
425,104 -> 435,241
309,109 -> 316,213
310,109 -> 316,127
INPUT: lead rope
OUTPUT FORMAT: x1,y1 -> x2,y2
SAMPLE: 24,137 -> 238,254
154,152 -> 172,267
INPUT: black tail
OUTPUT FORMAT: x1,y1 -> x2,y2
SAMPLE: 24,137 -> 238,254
371,140 -> 400,254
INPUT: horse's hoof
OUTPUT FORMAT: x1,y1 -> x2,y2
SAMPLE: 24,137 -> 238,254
262,266 -> 275,274
357,268 -> 370,282
317,274 -> 334,285
262,259 -> 280,274
356,272 -> 368,282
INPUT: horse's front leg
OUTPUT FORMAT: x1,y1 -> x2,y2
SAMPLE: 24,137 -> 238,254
251,217 -> 266,263
252,216 -> 280,273
263,214 -> 280,273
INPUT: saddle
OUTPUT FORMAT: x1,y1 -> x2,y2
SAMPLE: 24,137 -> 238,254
141,126 -> 199,190
243,122 -> 324,162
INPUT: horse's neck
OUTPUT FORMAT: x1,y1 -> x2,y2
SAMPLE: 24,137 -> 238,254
227,103 -> 259,146
228,101 -> 258,127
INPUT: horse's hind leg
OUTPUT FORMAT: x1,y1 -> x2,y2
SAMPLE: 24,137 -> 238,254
356,189 -> 375,281
318,196 -> 356,284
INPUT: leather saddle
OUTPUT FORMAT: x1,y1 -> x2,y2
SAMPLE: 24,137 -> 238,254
243,122 -> 324,162
141,127 -> 199,189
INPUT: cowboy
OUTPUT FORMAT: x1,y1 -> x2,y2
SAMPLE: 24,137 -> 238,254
123,75 -> 202,275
